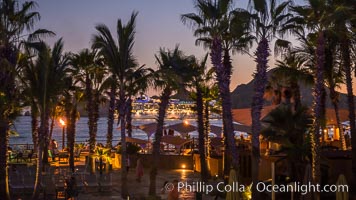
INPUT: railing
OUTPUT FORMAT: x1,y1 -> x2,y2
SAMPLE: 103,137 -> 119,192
9,139 -> 122,150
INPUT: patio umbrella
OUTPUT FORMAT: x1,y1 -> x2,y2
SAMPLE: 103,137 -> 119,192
209,125 -> 223,136
336,174 -> 348,200
137,122 -> 158,138
126,137 -> 149,144
165,122 -> 197,137
226,169 -> 240,200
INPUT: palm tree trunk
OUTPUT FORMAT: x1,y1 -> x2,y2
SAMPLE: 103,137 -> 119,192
93,90 -> 99,143
86,74 -> 95,153
203,100 -> 211,180
0,120 -> 10,200
49,108 -> 56,142
341,35 -> 356,189
107,81 -> 116,148
33,109 -> 49,199
251,37 -> 270,200
69,103 -> 77,172
196,86 -> 209,182
311,31 -> 325,200
31,103 -> 39,150
211,38 -> 239,172
320,87 -> 327,144
149,87 -> 171,196
65,94 -> 71,150
204,101 -> 210,157
43,109 -> 56,165
66,103 -> 72,167
119,90 -> 128,199
126,98 -> 133,138
290,80 -> 301,111
329,88 -> 347,150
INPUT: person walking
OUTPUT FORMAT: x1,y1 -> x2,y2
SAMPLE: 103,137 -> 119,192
126,155 -> 131,172
65,176 -> 78,199
49,139 -> 58,161
136,156 -> 143,182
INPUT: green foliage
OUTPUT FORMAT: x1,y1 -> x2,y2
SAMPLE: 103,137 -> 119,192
94,146 -> 112,163
261,105 -> 313,156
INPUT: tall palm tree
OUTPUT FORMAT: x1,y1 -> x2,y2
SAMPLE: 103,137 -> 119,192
0,0 -> 52,198
23,39 -> 69,199
71,49 -> 102,153
92,12 -> 139,199
188,54 -> 212,182
61,69 -> 84,172
248,0 -> 291,198
330,0 -> 356,185
149,47 -> 192,196
106,74 -> 116,148
182,0 -> 252,176
291,2 -> 334,196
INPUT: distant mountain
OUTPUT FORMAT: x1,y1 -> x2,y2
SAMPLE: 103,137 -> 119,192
231,70 -> 352,109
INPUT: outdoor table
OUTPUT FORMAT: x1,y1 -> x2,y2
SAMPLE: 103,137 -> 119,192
58,151 -> 69,163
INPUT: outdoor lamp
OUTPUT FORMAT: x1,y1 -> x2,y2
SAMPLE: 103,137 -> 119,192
59,118 -> 66,150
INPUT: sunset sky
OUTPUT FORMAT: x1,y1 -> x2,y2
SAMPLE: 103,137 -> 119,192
32,0 -> 352,95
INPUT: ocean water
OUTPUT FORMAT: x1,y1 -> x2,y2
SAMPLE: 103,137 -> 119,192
10,116 -> 223,148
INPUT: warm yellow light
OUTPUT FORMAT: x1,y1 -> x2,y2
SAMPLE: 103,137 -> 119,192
323,129 -> 327,133
183,120 -> 189,125
59,118 -> 66,126
181,164 -> 186,169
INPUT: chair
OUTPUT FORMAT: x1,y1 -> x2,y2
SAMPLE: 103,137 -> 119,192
98,173 -> 112,192
83,174 -> 99,192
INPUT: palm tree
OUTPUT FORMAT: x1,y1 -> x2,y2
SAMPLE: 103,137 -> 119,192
247,0 -> 291,198
23,39 -> 69,199
0,0 -> 51,198
61,71 -> 84,172
329,0 -> 356,185
149,47 -> 192,196
182,0 -> 252,176
291,2 -> 334,196
71,49 -> 101,153
188,54 -> 212,182
92,12 -> 139,199
106,75 -> 116,148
